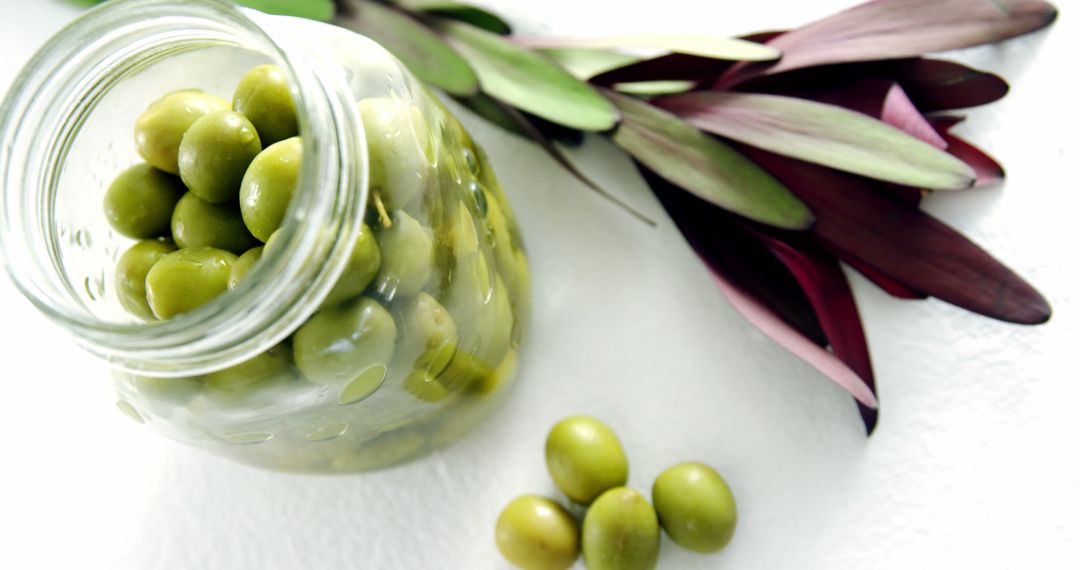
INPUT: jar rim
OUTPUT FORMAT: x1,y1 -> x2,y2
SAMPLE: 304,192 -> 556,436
0,0 -> 369,375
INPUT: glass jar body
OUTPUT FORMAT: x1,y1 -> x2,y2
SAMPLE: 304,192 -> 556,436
0,1 -> 529,472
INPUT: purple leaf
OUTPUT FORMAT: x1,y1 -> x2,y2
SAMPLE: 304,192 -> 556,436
718,0 -> 1058,86
881,83 -> 947,149
658,91 -> 975,190
646,169 -> 878,408
842,255 -> 928,299
736,58 -> 1010,112
591,53 -> 733,85
741,147 -> 1051,324
752,231 -> 880,432
888,59 -> 1010,111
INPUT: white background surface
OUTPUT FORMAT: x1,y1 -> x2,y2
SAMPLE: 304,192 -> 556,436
1,0 -> 1077,568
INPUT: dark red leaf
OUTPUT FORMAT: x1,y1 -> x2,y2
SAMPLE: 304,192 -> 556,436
888,59 -> 1010,111
740,147 -> 1051,324
737,58 -> 1011,113
644,168 -> 879,407
646,170 -> 828,345
881,83 -> 947,148
842,255 -> 928,299
752,231 -> 879,433
591,53 -> 729,86
928,121 -> 1007,187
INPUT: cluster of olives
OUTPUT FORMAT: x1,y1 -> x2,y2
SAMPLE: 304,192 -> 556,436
106,63 -> 517,410
496,416 -> 737,570
106,64 -> 301,321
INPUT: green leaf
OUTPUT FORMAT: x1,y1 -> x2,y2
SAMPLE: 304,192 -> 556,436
614,80 -> 697,96
538,48 -> 643,80
453,94 -> 530,137
434,19 -> 620,131
657,92 -> 976,190
606,91 -> 813,230
514,35 -> 780,61
394,0 -> 512,34
237,0 -> 335,20
335,1 -> 478,96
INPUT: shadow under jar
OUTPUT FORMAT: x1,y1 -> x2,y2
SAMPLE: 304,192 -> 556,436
0,0 -> 530,472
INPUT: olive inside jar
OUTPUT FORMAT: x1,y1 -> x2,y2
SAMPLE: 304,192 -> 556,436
0,0 -> 529,472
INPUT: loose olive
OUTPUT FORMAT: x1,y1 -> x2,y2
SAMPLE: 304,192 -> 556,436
374,210 -> 433,299
228,246 -> 264,290
145,246 -> 237,319
545,416 -> 629,504
178,110 -> 262,203
204,344 -> 293,391
233,64 -> 298,145
134,90 -> 229,173
358,97 -> 434,210
172,192 -> 260,254
239,137 -> 301,242
495,495 -> 579,570
652,462 -> 737,553
103,164 -> 185,239
114,239 -> 177,319
582,487 -> 660,570
293,296 -> 396,386
322,223 -> 381,308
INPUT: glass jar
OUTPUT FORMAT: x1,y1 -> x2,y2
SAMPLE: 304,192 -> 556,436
0,0 -> 529,472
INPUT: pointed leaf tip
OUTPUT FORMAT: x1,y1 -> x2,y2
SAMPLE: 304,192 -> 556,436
719,0 -> 1059,86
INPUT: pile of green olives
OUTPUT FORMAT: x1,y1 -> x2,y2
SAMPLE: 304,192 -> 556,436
107,62 -> 529,470
495,416 -> 738,570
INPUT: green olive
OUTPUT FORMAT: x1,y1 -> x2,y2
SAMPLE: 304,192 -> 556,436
145,246 -> 237,319
103,164 -> 185,239
134,90 -> 229,173
239,137 -> 301,242
545,416 -> 629,504
495,495 -> 579,570
204,344 -> 293,391
447,254 -> 513,369
178,110 -> 262,203
652,462 -> 737,553
322,223 -> 381,308
114,239 -> 177,319
398,292 -> 457,369
374,210 -> 433,298
228,246 -> 264,290
582,487 -> 660,570
293,296 -> 396,386
358,97 -> 434,210
233,64 -> 298,145
171,192 -> 259,254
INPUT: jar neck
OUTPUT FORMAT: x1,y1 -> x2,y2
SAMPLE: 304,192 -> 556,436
0,0 -> 368,375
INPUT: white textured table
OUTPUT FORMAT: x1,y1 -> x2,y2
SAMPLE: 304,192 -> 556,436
1,1 -> 1076,568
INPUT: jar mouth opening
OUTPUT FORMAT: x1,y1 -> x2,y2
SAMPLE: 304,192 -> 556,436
0,0 -> 368,375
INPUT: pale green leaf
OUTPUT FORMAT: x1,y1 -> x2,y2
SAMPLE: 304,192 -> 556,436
658,92 -> 976,190
607,91 -> 812,230
538,48 -> 643,80
435,19 -> 619,131
515,34 -> 780,61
